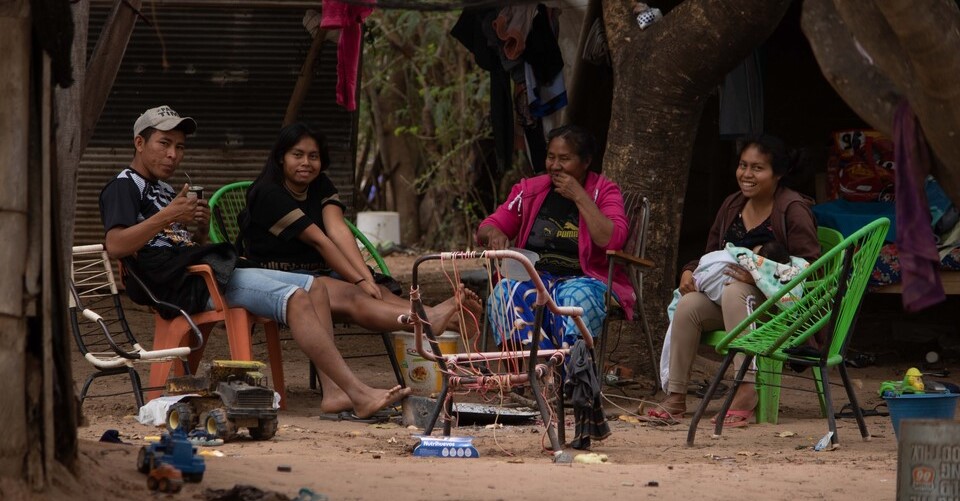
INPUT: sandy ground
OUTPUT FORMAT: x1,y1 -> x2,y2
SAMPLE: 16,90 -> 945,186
43,254 -> 917,500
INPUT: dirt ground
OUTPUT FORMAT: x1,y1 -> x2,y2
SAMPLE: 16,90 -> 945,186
45,254 -> 922,500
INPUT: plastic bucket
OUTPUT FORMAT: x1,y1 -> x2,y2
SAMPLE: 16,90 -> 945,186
356,211 -> 400,247
500,248 -> 539,281
883,393 -> 960,439
392,331 -> 461,397
896,420 -> 960,497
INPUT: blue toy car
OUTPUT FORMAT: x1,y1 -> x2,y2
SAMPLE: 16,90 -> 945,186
137,428 -> 206,482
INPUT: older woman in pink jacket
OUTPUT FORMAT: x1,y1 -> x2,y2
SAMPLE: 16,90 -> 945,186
476,125 -> 631,349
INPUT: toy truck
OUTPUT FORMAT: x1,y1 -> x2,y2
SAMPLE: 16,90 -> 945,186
137,428 -> 205,482
165,360 -> 279,442
147,463 -> 184,493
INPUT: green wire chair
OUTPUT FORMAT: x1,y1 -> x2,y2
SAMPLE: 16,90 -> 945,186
206,180 -> 403,389
687,218 -> 889,447
697,226 -> 846,424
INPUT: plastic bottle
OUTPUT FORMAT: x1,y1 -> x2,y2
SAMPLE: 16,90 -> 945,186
636,7 -> 663,30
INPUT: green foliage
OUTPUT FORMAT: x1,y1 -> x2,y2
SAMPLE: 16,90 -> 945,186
357,9 -> 494,248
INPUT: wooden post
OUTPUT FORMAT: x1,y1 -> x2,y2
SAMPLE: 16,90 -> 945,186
55,0 -> 87,265
283,29 -> 327,126
81,0 -> 141,153
0,0 -> 32,481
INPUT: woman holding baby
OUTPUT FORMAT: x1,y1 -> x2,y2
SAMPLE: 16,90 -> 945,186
649,134 -> 820,426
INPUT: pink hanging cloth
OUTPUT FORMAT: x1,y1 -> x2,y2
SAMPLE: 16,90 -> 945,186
893,100 -> 945,312
321,0 -> 374,111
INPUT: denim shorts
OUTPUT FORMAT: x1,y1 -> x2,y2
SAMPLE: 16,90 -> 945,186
209,268 -> 314,324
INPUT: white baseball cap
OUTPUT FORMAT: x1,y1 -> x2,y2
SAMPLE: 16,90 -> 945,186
133,105 -> 197,137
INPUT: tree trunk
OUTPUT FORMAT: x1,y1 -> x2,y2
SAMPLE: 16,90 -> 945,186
370,67 -> 422,245
599,0 -> 791,370
802,0 -> 960,207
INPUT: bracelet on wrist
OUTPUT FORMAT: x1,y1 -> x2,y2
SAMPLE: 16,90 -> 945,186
353,278 -> 366,285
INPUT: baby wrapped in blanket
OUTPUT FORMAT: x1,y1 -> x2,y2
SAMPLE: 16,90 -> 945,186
658,242 -> 809,391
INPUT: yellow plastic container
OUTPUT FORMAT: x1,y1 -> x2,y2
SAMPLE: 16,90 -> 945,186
392,331 -> 461,397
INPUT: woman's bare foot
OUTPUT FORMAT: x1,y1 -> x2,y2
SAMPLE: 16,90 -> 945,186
638,392 -> 686,424
452,287 -> 483,337
726,385 -> 758,411
710,385 -> 758,425
319,385 -> 354,414
352,385 -> 412,419
426,290 -> 462,334
426,284 -> 483,335
650,392 -> 686,416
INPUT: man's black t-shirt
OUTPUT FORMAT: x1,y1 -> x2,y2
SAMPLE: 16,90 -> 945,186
99,167 -> 195,249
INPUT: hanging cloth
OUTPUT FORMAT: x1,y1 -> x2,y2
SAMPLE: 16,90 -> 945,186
893,100 -> 945,312
321,0 -> 374,111
719,50 -> 764,138
563,339 -> 611,450
492,5 -> 538,60
451,9 -> 513,177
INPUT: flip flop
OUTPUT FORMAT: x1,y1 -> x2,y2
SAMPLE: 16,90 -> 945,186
637,408 -> 684,426
710,409 -> 753,427
317,410 -> 392,424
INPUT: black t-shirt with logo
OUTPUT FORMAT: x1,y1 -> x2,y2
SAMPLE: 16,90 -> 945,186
99,167 -> 195,249
525,189 -> 582,276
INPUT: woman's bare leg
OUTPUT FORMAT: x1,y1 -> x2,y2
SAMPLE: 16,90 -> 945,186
286,283 -> 411,418
320,277 -> 477,334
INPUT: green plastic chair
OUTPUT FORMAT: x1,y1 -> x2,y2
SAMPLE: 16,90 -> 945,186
206,180 -> 403,389
699,225 -> 846,424
207,181 -> 391,277
687,218 -> 889,446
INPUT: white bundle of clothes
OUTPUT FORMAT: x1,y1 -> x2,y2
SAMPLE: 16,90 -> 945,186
659,243 -> 809,392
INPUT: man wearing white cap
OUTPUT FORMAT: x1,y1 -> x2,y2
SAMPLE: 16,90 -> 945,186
99,106 -> 410,418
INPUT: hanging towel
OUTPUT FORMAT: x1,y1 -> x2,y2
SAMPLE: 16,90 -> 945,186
321,0 -> 374,111
563,339 -> 610,450
893,101 -> 945,312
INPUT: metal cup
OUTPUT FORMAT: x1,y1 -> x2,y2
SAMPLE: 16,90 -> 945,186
187,185 -> 204,200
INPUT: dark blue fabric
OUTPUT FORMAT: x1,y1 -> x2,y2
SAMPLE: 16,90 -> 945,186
812,199 -> 896,242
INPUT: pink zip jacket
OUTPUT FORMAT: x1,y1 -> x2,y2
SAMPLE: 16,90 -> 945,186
477,172 -> 634,318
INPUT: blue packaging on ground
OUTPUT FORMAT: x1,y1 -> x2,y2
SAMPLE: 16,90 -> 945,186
413,436 -> 479,458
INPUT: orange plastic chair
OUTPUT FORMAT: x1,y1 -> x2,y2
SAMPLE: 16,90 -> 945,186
120,259 -> 287,408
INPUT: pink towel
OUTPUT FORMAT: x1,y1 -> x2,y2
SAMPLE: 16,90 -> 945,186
321,0 -> 374,111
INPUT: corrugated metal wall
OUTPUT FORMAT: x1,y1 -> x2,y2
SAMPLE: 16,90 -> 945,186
76,3 -> 359,245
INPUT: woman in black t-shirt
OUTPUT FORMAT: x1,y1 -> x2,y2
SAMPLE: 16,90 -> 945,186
242,124 -> 480,336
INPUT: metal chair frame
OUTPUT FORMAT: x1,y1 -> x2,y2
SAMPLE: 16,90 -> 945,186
69,244 -> 200,408
407,250 -> 594,462
597,195 -> 657,392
